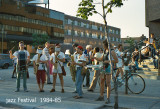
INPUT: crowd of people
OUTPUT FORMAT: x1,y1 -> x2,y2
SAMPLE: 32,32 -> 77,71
8,33 -> 159,104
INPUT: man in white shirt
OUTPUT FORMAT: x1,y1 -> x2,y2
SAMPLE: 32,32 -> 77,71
33,46 -> 48,92
43,42 -> 52,84
72,46 -> 86,99
50,43 -> 65,93
9,41 -> 30,92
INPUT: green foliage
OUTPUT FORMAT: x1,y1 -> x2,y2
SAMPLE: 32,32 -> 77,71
125,36 -> 135,46
77,0 -> 124,20
31,33 -> 50,47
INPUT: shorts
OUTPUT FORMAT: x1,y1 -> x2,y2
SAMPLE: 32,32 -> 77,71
101,65 -> 111,75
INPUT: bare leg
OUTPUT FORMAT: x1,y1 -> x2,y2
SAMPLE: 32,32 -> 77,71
106,74 -> 111,99
53,73 -> 57,89
58,73 -> 64,89
100,74 -> 105,97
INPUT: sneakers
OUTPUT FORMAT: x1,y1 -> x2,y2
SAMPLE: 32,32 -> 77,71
96,96 -> 104,101
105,98 -> 110,104
87,89 -> 94,92
50,88 -> 55,92
15,88 -> 20,92
24,88 -> 29,92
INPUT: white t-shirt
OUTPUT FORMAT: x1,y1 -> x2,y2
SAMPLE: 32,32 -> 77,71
50,52 -> 65,67
13,50 -> 30,63
94,52 -> 103,65
75,54 -> 87,68
43,47 -> 50,60
32,54 -> 48,70
73,52 -> 79,62
116,50 -> 123,63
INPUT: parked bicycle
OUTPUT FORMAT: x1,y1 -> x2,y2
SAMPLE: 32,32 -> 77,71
111,65 -> 145,94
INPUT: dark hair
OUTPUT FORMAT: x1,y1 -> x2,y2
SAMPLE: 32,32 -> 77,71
38,45 -> 43,49
19,41 -> 24,44
103,39 -> 108,48
95,47 -> 99,52
135,47 -> 138,50
118,44 -> 122,49
72,43 -> 79,47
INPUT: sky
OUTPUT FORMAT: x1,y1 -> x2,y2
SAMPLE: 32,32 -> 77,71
37,0 -> 149,38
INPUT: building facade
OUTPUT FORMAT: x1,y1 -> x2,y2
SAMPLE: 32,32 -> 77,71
0,0 -> 64,53
145,0 -> 160,38
64,15 -> 121,49
0,0 -> 121,53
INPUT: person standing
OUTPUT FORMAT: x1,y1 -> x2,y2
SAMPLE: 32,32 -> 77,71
88,47 -> 102,92
9,41 -> 30,92
115,44 -> 124,80
43,42 -> 52,84
72,46 -> 86,99
132,47 -> 140,70
83,45 -> 92,87
95,40 -> 118,104
50,44 -> 65,93
33,46 -> 48,92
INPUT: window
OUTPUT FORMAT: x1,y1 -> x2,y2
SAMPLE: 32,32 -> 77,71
116,38 -> 118,42
81,32 -> 84,37
68,19 -> 72,24
81,22 -> 84,27
116,30 -> 119,35
112,30 -> 115,34
112,37 -> 115,41
68,30 -> 71,35
75,31 -> 78,36
74,21 -> 78,26
65,19 -> 68,24
86,33 -> 89,37
86,24 -> 89,28
92,25 -> 97,30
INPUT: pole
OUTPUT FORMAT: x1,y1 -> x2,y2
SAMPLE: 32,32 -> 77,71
125,70 -> 128,94
1,27 -> 4,54
71,21 -> 74,54
48,0 -> 49,9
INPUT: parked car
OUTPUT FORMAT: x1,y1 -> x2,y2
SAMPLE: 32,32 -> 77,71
0,54 -> 13,69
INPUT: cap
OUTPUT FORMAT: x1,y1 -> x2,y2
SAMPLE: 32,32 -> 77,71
77,46 -> 83,50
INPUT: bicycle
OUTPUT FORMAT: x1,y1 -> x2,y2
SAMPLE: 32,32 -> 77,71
111,65 -> 145,94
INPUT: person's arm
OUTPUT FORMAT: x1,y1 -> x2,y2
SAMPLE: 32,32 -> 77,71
73,61 -> 86,67
94,55 -> 104,61
56,53 -> 65,63
103,50 -> 118,64
9,50 -> 15,59
33,61 -> 36,69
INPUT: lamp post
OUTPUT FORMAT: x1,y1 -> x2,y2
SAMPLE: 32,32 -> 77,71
71,20 -> 74,54
1,26 -> 7,54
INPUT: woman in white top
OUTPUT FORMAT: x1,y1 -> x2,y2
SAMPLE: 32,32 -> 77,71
50,44 -> 65,93
33,46 -> 48,92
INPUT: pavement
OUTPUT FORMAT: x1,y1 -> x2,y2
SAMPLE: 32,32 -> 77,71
0,64 -> 160,109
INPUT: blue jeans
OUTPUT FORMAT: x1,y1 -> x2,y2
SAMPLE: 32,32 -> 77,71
153,59 -> 158,68
76,67 -> 83,97
135,61 -> 139,69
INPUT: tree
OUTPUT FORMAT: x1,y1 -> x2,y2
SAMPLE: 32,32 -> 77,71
31,33 -> 50,47
77,0 -> 126,108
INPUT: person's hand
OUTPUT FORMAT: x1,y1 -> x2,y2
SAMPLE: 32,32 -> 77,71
72,61 -> 76,65
9,50 -> 12,54
104,60 -> 110,63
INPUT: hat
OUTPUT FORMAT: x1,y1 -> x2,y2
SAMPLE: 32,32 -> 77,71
77,46 -> 83,50
65,49 -> 71,55
114,46 -> 117,48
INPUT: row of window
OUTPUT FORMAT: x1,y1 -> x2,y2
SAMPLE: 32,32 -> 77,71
0,24 -> 64,38
0,24 -> 47,35
65,29 -> 121,42
65,19 -> 120,35
0,14 -> 63,29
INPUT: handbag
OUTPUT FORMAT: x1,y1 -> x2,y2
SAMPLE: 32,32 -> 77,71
58,61 -> 66,76
81,66 -> 88,75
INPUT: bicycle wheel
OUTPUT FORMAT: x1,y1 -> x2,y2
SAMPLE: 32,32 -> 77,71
127,74 -> 145,94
